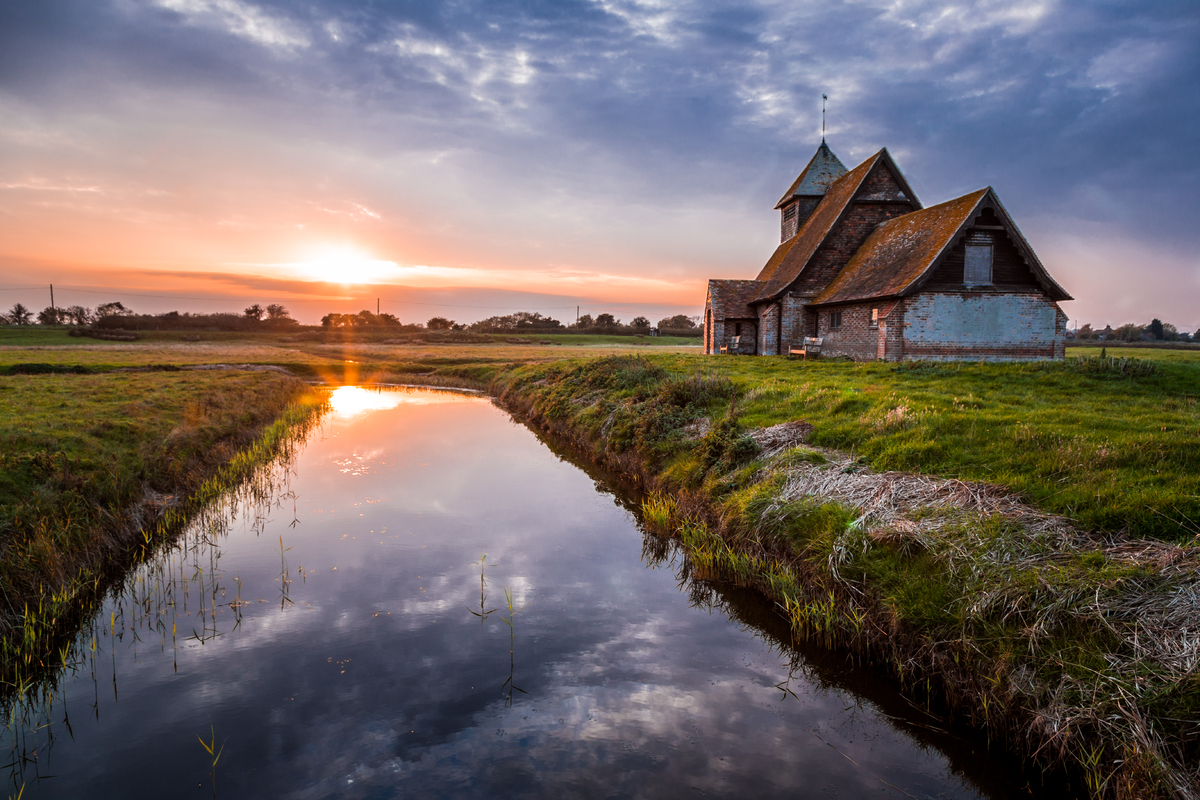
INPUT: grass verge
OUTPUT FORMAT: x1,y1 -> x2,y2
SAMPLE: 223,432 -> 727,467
492,354 -> 1200,799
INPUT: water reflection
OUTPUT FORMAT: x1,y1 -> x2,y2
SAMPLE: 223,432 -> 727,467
2,387 -> 1079,799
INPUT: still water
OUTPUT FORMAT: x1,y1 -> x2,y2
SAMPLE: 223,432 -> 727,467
8,387 -> 1071,799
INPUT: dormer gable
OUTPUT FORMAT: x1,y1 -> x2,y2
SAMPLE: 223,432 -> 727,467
810,187 -> 1072,306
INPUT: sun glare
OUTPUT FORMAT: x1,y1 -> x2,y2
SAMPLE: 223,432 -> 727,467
297,248 -> 402,284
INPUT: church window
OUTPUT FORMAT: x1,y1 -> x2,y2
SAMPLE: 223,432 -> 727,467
870,307 -> 879,327
829,311 -> 842,330
783,204 -> 797,222
964,245 -> 993,285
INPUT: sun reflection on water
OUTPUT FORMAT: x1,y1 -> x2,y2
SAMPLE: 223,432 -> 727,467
328,385 -> 479,419
328,386 -> 407,419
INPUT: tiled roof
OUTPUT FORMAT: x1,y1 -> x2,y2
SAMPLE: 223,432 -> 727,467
810,187 -> 1073,305
811,190 -> 987,305
754,237 -> 801,286
774,142 -> 848,209
753,151 -> 884,302
707,279 -> 764,319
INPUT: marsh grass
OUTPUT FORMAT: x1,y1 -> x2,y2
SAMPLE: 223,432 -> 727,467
198,725 -> 225,799
0,372 -> 325,701
0,406 -> 320,786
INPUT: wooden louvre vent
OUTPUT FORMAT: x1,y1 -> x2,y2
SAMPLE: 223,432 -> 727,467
963,232 -> 993,285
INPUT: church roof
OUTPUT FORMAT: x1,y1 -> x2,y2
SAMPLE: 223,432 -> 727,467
754,149 -> 894,302
774,141 -> 847,209
707,279 -> 764,319
810,187 -> 1072,306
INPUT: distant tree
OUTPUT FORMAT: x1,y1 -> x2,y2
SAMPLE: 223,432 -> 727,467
266,304 -> 292,321
595,313 -> 617,328
657,314 -> 696,330
96,301 -> 132,318
575,314 -> 593,329
378,313 -> 401,326
244,304 -> 266,320
320,313 -> 347,328
1162,322 -> 1179,341
1076,323 -> 1094,340
630,316 -> 650,329
63,305 -> 94,326
1149,318 -> 1165,340
5,303 -> 33,325
1114,323 -> 1144,342
470,312 -> 563,331
37,306 -> 66,325
427,316 -> 455,330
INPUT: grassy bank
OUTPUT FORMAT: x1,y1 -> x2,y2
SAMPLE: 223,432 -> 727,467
0,369 -> 325,688
491,354 -> 1200,799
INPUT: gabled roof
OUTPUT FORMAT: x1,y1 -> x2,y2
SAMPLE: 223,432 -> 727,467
774,142 -> 847,209
754,148 -> 919,303
707,279 -> 764,319
754,237 -> 801,286
810,187 -> 1072,306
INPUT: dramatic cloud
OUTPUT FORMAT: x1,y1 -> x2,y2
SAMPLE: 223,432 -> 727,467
0,0 -> 1196,325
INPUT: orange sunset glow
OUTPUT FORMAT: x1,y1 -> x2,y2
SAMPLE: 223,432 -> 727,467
1,0 -> 1196,329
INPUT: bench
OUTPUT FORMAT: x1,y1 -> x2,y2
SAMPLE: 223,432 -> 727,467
720,335 -> 744,354
788,337 -> 824,360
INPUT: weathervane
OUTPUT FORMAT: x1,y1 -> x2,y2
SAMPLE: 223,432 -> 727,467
822,94 -> 828,142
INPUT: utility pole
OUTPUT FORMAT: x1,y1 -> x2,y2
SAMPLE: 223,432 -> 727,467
50,284 -> 54,313
576,306 -> 579,325
377,298 -> 380,315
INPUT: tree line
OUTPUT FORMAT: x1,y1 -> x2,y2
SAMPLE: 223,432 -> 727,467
1075,318 -> 1195,342
1,300 -> 703,337
317,310 -> 702,336
0,301 -> 300,330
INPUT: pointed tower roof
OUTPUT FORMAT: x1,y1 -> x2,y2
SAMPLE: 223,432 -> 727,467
774,141 -> 848,209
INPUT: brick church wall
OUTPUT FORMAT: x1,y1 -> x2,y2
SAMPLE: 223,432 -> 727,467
900,292 -> 1062,360
815,303 -> 880,360
711,319 -> 756,354
757,303 -> 781,356
779,294 -> 808,350
880,301 -> 904,360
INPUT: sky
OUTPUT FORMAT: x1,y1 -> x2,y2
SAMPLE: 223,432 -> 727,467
1,0 -> 1197,328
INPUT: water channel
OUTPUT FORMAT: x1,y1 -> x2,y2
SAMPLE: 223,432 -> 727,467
5,387 -> 1078,798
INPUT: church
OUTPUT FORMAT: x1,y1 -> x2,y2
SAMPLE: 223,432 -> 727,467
703,142 -> 1072,360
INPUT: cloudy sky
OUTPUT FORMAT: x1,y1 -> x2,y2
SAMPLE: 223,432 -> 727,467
1,0 -> 1197,327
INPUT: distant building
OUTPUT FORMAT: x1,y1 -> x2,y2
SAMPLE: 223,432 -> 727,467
704,142 -> 1072,360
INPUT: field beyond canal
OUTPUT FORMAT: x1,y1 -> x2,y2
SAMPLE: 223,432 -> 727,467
1,327 -> 1198,798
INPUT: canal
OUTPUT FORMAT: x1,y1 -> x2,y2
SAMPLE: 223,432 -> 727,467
6,386 -> 1075,798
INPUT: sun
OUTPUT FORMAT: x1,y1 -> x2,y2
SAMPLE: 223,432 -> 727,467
296,247 -> 402,285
